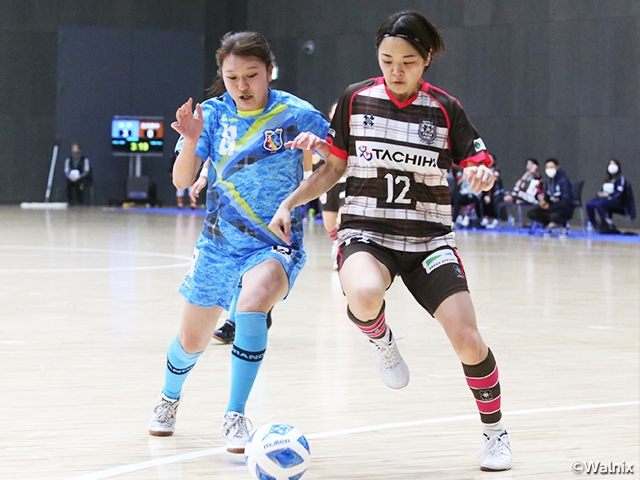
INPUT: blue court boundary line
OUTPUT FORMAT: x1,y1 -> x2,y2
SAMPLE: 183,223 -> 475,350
103,207 -> 640,244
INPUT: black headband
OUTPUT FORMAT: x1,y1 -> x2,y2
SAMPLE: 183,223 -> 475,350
376,33 -> 422,46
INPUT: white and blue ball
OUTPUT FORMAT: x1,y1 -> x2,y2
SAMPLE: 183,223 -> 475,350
245,423 -> 311,480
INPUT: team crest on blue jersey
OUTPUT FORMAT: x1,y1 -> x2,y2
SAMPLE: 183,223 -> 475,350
418,119 -> 437,144
263,127 -> 284,152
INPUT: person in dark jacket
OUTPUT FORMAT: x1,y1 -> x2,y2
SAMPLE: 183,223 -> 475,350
527,158 -> 573,228
586,158 -> 631,233
64,143 -> 91,205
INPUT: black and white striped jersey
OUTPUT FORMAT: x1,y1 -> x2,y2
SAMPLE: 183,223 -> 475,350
327,77 -> 492,252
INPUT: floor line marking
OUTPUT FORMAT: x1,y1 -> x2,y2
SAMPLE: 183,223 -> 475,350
64,399 -> 640,480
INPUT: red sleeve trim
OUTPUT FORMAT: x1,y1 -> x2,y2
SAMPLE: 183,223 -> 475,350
460,152 -> 492,168
327,138 -> 348,161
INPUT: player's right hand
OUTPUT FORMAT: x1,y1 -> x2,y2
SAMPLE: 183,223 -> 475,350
285,132 -> 330,159
268,206 -> 292,245
171,98 -> 204,141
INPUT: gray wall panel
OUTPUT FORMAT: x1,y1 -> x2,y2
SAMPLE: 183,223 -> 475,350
609,16 -> 640,116
551,0 -> 640,20
549,20 -> 581,117
55,25 -> 204,205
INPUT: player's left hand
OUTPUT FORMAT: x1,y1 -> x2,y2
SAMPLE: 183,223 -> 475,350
463,165 -> 495,194
190,176 -> 207,203
268,205 -> 292,245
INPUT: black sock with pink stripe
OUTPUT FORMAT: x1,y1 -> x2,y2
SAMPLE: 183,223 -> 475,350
463,348 -> 502,425
347,302 -> 391,344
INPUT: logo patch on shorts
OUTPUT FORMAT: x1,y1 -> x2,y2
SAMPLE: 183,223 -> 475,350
273,245 -> 293,263
422,249 -> 458,274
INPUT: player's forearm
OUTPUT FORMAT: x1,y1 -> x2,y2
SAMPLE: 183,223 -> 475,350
281,158 -> 345,211
173,140 -> 200,189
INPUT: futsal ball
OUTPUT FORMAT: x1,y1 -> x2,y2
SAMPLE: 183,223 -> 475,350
69,169 -> 81,181
245,423 -> 310,480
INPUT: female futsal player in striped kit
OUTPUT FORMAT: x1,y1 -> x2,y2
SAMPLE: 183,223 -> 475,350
148,31 -> 328,453
270,10 -> 512,472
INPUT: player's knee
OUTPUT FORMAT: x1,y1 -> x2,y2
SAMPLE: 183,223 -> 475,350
345,285 -> 385,319
450,328 -> 486,362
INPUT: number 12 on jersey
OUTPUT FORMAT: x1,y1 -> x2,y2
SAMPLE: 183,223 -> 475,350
385,173 -> 412,204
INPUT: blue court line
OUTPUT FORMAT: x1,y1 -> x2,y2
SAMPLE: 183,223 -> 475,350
467,226 -> 640,244
103,207 -> 640,244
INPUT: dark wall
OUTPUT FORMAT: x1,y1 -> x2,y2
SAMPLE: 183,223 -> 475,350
0,0 -> 212,205
2,0 -> 639,226
55,25 -> 204,205
247,0 -> 640,226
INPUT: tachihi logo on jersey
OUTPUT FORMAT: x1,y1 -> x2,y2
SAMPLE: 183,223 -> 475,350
356,141 -> 438,169
363,115 -> 375,128
418,119 -> 437,144
358,145 -> 373,161
263,127 -> 284,152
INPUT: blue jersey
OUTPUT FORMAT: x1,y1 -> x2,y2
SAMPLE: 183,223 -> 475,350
176,89 -> 328,254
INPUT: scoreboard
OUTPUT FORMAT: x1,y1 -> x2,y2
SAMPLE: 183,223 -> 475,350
111,116 -> 164,156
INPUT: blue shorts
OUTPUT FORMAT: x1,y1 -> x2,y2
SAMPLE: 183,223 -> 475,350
179,234 -> 306,309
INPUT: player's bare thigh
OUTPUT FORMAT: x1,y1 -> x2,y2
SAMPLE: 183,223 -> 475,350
237,258 -> 289,313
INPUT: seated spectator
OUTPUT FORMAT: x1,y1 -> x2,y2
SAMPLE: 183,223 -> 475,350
527,158 -> 573,230
586,158 -> 635,233
503,158 -> 544,205
64,143 -> 91,205
480,155 -> 507,228
452,166 -> 483,228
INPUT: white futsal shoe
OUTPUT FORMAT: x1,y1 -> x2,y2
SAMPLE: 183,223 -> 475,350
478,431 -> 512,471
149,393 -> 181,436
221,411 -> 253,453
371,337 -> 410,389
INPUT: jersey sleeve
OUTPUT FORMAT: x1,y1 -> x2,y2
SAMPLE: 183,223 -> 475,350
174,100 -> 215,162
326,88 -> 352,160
448,100 -> 492,168
297,106 -> 329,142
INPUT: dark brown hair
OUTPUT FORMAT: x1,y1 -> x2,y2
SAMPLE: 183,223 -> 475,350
206,31 -> 276,98
375,11 -> 444,71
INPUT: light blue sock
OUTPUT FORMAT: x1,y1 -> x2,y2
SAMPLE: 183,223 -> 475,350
227,285 -> 242,325
163,336 -> 203,400
227,311 -> 268,414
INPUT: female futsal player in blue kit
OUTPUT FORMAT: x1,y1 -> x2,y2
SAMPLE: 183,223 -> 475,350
148,31 -> 327,454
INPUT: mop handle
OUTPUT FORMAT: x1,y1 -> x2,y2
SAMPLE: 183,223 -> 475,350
44,144 -> 59,203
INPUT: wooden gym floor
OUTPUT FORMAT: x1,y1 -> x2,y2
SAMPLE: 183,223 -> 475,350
1,206 -> 638,479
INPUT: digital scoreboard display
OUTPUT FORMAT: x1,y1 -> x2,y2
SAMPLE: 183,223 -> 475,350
111,116 -> 164,156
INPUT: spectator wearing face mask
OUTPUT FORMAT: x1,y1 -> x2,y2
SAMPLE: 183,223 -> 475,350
526,157 -> 573,230
585,158 -> 630,233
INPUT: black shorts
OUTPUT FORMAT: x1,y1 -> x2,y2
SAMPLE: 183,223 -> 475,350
319,181 -> 345,212
338,237 -> 469,316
